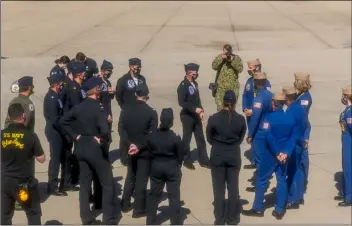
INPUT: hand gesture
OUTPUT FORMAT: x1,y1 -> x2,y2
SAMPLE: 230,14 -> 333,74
305,139 -> 309,149
107,115 -> 113,123
128,144 -> 139,155
246,136 -> 252,144
244,109 -> 253,117
94,136 -> 101,144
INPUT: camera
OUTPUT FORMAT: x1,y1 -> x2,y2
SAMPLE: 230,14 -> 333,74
226,52 -> 232,61
224,44 -> 233,61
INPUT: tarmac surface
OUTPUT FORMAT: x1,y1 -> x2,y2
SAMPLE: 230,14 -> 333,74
1,1 -> 351,225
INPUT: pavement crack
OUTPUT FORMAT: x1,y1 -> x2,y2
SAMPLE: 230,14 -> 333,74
35,5 -> 139,57
265,2 -> 334,49
226,5 -> 240,52
139,2 -> 186,53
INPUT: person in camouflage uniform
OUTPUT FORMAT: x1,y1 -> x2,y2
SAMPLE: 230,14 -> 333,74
212,44 -> 244,111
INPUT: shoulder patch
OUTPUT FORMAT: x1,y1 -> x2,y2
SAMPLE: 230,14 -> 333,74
188,86 -> 195,95
301,100 -> 309,106
28,104 -> 34,111
254,102 -> 262,108
263,122 -> 269,129
51,96 -> 54,99
246,83 -> 250,91
347,118 -> 352,124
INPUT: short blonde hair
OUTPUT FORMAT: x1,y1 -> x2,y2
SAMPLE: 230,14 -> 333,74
294,78 -> 312,92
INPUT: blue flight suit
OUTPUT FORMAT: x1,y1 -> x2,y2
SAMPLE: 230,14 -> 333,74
286,100 -> 309,204
339,105 -> 352,203
242,78 -> 271,164
252,107 -> 296,213
247,87 -> 272,170
296,91 -> 312,189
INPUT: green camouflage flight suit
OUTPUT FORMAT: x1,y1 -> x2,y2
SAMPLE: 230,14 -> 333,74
212,54 -> 243,111
4,94 -> 35,131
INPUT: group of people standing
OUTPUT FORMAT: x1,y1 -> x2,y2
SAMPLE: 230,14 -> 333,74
1,44 -> 351,225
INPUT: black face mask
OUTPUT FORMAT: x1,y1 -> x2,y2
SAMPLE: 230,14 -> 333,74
248,70 -> 254,76
29,87 -> 34,95
104,71 -> 112,79
133,67 -> 141,76
192,73 -> 199,80
341,96 -> 348,105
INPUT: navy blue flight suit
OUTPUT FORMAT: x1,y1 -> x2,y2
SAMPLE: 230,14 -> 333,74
339,105 -> 352,204
247,88 -> 272,172
242,76 -> 271,166
296,91 -> 312,190
251,107 -> 296,215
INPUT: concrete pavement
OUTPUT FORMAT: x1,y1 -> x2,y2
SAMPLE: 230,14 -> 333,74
1,1 -> 351,224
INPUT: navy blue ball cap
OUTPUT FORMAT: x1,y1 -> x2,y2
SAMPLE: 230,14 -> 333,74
129,58 -> 141,66
101,59 -> 113,70
184,63 -> 199,72
71,62 -> 86,75
223,90 -> 236,103
82,76 -> 103,92
135,83 -> 149,97
17,76 -> 33,87
47,73 -> 63,85
160,108 -> 174,122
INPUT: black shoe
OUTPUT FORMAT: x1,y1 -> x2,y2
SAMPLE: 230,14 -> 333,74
338,201 -> 352,207
299,199 -> 305,205
85,219 -> 101,225
132,211 -> 147,218
63,185 -> 80,192
183,162 -> 195,170
272,210 -> 285,220
247,176 -> 255,182
50,189 -> 68,197
121,202 -> 133,213
286,202 -> 299,210
244,164 -> 256,169
199,161 -> 210,169
241,209 -> 264,217
334,195 -> 344,201
246,187 -> 255,192
214,220 -> 225,225
226,217 -> 240,225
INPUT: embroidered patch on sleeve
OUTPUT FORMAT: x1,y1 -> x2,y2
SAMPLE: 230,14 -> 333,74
347,118 -> 352,124
263,122 -> 269,129
254,102 -> 262,108
301,100 -> 309,106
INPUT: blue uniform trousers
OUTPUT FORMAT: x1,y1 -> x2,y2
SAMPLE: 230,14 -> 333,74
287,146 -> 305,203
253,153 -> 287,213
301,148 -> 309,189
341,134 -> 352,202
252,138 -> 265,170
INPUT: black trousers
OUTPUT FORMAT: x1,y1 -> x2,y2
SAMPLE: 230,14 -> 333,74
1,177 -> 41,225
211,165 -> 241,224
121,155 -> 150,213
75,136 -> 116,225
119,139 -> 128,164
69,141 -> 80,185
180,113 -> 209,164
147,160 -> 182,225
46,130 -> 71,192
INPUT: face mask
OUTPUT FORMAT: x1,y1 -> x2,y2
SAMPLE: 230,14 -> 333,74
133,67 -> 141,75
341,96 -> 348,105
104,71 -> 112,79
248,70 -> 254,76
192,73 -> 199,80
29,87 -> 34,95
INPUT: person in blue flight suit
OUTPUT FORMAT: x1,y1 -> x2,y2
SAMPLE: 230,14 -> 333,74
72,52 -> 99,81
293,72 -> 312,193
282,87 -> 308,209
242,59 -> 269,170
334,86 -> 352,207
116,58 -> 148,167
245,72 -> 273,192
99,59 -> 115,158
242,92 -> 296,219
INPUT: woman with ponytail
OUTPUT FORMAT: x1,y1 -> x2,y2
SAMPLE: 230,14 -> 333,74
206,90 -> 247,225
